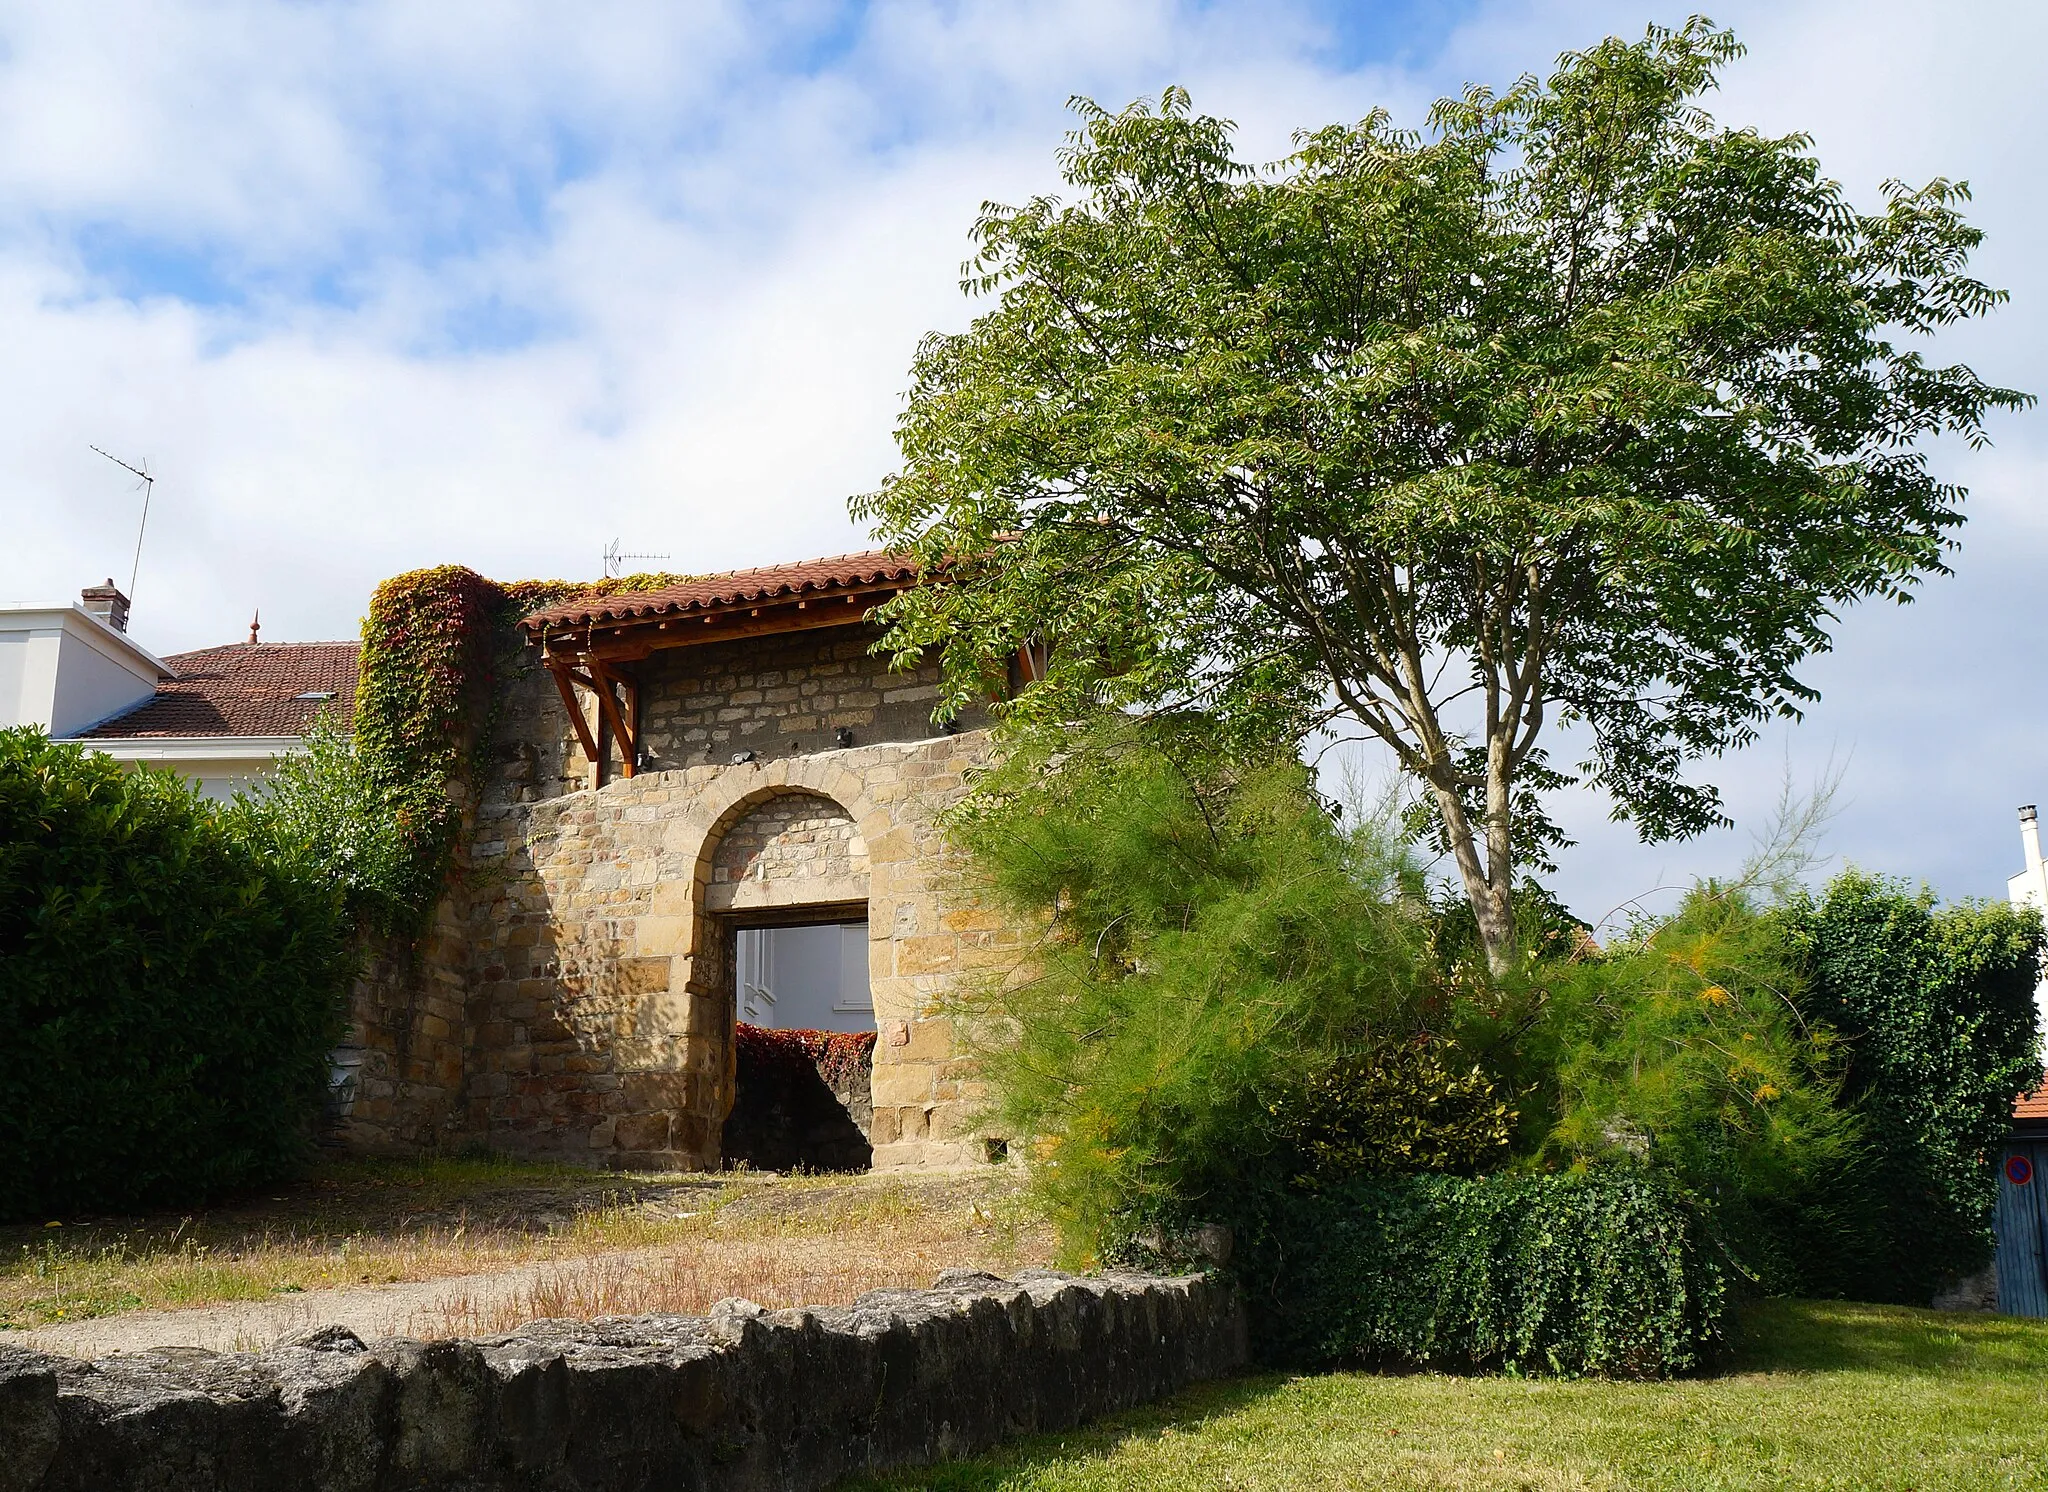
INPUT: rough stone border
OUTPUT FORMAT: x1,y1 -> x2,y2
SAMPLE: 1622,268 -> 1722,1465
0,1269 -> 1245,1492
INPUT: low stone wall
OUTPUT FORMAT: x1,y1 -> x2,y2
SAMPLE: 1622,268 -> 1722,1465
0,1270 -> 1245,1492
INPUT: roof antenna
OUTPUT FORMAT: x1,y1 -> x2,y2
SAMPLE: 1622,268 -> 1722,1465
249,609 -> 261,645
603,537 -> 670,580
90,446 -> 155,604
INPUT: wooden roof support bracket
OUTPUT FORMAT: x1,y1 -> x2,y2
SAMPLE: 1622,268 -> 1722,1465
547,656 -> 603,770
585,655 -> 639,779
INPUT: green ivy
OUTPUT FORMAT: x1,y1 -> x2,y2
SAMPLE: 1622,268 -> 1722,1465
1232,1170 -> 1728,1379
346,567 -> 699,932
1776,872 -> 2043,1300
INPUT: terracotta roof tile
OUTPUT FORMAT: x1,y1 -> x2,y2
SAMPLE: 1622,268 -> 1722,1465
2017,1074 -> 2048,1122
520,550 -> 916,632
80,642 -> 359,739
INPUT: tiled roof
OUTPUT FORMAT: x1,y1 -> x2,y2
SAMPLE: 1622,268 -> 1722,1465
2018,1074 -> 2048,1122
80,642 -> 360,739
520,550 -> 917,632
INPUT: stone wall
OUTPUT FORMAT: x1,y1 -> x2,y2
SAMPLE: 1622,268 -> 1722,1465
630,626 -> 985,775
459,708 -> 1016,1169
329,795 -> 485,1156
324,620 -> 1025,1170
0,1270 -> 1247,1492
708,794 -> 867,913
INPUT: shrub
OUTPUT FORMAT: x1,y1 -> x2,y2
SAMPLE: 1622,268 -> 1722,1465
1776,872 -> 2042,1300
1534,884 -> 1860,1291
1239,1169 -> 1727,1378
945,717 -> 1451,1258
722,1024 -> 876,1173
0,730 -> 353,1217
1266,1040 -> 1515,1187
233,721 -> 421,934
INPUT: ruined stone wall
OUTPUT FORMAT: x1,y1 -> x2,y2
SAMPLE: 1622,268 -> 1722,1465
329,621 -> 1023,1169
329,787 -> 486,1156
458,647 -> 1017,1167
2,1270 -> 1247,1492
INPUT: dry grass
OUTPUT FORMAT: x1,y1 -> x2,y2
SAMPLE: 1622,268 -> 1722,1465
434,1209 -> 1042,1337
0,1159 -> 1051,1334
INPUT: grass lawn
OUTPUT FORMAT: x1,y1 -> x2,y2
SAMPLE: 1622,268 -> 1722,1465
852,1299 -> 2048,1491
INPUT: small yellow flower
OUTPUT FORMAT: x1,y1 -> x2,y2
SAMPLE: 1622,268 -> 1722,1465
1698,985 -> 1731,1006
1755,1084 -> 1781,1102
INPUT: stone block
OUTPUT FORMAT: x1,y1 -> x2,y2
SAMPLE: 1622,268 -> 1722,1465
622,1071 -> 694,1111
892,936 -> 959,977
616,956 -> 674,996
870,1066 -> 935,1108
900,1018 -> 954,1063
612,1111 -> 671,1152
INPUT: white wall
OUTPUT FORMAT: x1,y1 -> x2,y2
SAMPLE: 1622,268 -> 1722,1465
738,920 -> 873,1033
2007,813 -> 2048,1051
0,603 -> 163,732
0,628 -> 36,727
51,624 -> 160,734
87,737 -> 301,802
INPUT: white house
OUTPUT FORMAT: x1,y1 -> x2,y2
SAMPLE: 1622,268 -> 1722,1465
1,581 -> 172,736
2,581 -> 358,800
2007,805 -> 2048,1043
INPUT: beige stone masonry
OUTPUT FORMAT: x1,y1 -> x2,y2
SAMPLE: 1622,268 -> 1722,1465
460,730 -> 1012,1169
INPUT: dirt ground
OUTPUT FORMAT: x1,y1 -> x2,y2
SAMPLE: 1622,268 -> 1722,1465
1,1157 -> 1054,1358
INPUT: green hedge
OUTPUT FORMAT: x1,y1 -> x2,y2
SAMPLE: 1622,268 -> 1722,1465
1239,1170 -> 1728,1379
1778,872 -> 2042,1301
0,730 -> 354,1218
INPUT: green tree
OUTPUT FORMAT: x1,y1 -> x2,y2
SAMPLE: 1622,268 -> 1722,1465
857,21 -> 2027,975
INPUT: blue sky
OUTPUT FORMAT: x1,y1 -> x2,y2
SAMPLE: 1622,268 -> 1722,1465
0,0 -> 2040,923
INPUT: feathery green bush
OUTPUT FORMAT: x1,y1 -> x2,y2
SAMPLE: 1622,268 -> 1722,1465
945,717 -> 1455,1257
1532,885 -> 1860,1291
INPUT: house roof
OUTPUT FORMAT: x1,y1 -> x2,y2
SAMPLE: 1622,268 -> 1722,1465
79,641 -> 360,739
520,551 -> 917,633
2017,1074 -> 2048,1123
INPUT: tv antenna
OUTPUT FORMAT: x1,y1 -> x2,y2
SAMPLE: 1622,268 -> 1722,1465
603,538 -> 670,580
90,446 -> 155,603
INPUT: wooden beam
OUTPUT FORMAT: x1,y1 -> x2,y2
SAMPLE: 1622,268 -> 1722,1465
581,599 -> 899,657
528,587 -> 907,660
547,659 -> 602,770
586,656 -> 638,779
627,675 -> 642,774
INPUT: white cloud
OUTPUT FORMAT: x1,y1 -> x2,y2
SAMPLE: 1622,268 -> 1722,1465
0,0 -> 2038,909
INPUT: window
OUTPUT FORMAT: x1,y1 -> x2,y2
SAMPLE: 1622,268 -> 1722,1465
736,922 -> 872,1033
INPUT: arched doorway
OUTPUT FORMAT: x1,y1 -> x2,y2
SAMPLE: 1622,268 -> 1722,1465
703,790 -> 875,1170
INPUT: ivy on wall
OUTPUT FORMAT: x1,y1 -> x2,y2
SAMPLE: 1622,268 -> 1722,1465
736,1022 -> 878,1087
351,566 -> 700,933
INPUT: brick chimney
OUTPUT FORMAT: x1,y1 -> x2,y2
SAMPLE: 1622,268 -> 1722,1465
81,579 -> 130,634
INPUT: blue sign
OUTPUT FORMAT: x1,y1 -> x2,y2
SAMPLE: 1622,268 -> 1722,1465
2008,1154 -> 2034,1187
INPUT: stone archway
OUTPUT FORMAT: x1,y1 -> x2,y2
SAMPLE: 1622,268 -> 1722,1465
459,735 -> 998,1171
704,790 -> 876,1169
661,761 -> 891,1165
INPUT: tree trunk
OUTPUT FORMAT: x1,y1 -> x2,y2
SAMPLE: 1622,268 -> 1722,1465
1432,782 -> 1515,977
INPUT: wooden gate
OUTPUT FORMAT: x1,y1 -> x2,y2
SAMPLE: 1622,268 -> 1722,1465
1995,1142 -> 2048,1317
